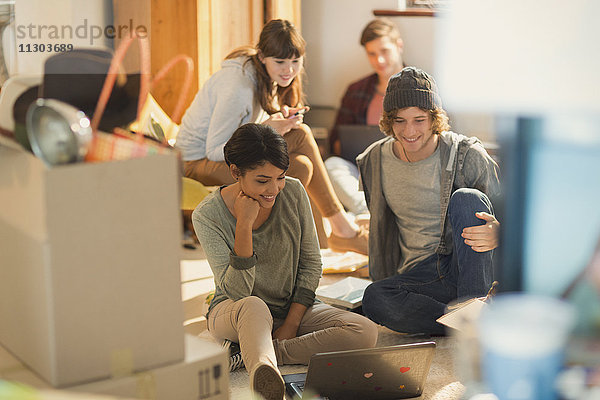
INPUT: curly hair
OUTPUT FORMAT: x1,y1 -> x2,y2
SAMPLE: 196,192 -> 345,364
379,107 -> 450,137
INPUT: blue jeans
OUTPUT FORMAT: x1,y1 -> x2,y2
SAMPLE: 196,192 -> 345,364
362,188 -> 494,335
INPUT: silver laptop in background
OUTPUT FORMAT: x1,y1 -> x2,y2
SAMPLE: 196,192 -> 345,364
337,124 -> 386,163
283,341 -> 436,400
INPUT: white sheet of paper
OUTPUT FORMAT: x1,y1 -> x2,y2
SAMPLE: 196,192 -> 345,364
436,298 -> 487,331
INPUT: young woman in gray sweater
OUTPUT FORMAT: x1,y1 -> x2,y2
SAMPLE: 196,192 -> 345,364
192,123 -> 377,400
177,19 -> 367,255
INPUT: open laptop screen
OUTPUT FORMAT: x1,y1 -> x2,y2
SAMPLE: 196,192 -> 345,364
337,125 -> 386,163
284,341 -> 436,400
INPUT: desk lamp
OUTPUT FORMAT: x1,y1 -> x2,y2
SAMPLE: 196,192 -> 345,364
25,98 -> 92,166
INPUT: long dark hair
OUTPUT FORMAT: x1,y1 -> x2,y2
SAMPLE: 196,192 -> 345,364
224,123 -> 289,174
225,19 -> 306,114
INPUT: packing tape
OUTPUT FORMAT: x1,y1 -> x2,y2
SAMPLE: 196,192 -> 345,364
110,348 -> 134,379
135,372 -> 157,400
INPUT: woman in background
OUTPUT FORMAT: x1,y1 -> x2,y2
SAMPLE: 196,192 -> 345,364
177,19 -> 367,254
193,123 -> 377,400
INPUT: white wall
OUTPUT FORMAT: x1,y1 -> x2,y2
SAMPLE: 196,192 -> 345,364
301,0 -> 436,108
301,0 -> 401,108
14,0 -> 110,75
301,0 -> 495,142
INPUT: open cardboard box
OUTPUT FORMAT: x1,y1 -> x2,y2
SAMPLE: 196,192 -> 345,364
0,142 -> 185,387
71,334 -> 228,400
1,335 -> 228,400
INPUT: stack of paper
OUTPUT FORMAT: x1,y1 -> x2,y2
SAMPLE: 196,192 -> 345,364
316,277 -> 372,309
320,249 -> 368,274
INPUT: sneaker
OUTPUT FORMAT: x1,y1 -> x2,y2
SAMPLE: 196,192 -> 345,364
328,226 -> 369,255
222,339 -> 245,372
251,363 -> 285,400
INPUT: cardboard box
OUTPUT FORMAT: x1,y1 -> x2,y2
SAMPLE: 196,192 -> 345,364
0,145 -> 185,387
1,335 -> 228,400
1,346 -> 134,399
0,383 -> 135,400
72,335 -> 228,400
39,392 -> 136,400
1,342 -> 51,390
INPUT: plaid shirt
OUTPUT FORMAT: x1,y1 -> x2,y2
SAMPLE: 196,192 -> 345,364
329,73 -> 379,153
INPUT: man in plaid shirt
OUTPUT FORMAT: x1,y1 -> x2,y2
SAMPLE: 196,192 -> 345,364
325,18 -> 405,215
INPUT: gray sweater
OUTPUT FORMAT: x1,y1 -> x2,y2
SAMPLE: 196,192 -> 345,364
357,131 -> 500,281
176,56 -> 269,162
192,177 -> 322,319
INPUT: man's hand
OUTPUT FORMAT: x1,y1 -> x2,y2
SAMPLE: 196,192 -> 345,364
461,212 -> 500,252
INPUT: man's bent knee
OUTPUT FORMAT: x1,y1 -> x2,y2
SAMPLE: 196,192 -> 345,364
448,188 -> 492,220
449,188 -> 486,207
361,283 -> 384,321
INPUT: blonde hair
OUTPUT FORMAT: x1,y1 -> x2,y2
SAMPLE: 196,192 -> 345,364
379,108 -> 450,137
225,19 -> 306,114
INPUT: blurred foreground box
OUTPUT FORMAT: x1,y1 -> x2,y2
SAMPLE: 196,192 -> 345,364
1,335 -> 228,400
0,144 -> 185,387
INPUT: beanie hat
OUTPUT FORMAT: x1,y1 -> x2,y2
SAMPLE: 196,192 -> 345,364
383,67 -> 442,112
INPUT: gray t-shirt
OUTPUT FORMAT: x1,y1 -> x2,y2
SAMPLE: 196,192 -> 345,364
381,141 -> 441,273
192,177 -> 322,319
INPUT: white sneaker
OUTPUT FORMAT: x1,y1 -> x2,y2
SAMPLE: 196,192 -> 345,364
250,363 -> 285,400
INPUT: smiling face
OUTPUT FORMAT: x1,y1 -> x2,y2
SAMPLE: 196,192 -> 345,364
364,36 -> 403,81
236,162 -> 287,208
261,56 -> 303,87
392,107 -> 439,162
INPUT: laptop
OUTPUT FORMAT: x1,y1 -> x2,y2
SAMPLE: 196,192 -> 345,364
337,124 -> 386,162
283,341 -> 436,400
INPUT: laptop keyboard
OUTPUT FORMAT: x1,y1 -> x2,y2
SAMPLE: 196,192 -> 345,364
289,381 -> 330,400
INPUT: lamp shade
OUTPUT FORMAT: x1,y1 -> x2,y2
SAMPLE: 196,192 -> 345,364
435,0 -> 600,114
26,98 -> 92,166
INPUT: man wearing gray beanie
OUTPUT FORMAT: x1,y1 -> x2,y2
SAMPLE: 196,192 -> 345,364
357,67 -> 500,335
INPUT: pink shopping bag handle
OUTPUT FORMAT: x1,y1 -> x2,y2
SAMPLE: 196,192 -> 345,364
91,34 -> 151,135
151,54 -> 194,126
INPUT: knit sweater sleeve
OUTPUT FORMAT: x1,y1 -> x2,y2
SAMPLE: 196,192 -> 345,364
461,140 -> 501,199
290,180 -> 322,307
204,69 -> 256,162
192,194 -> 256,300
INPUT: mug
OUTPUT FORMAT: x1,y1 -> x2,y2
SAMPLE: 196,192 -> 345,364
478,294 -> 575,400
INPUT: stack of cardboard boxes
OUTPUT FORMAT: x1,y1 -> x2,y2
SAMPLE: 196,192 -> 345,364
0,141 -> 228,399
